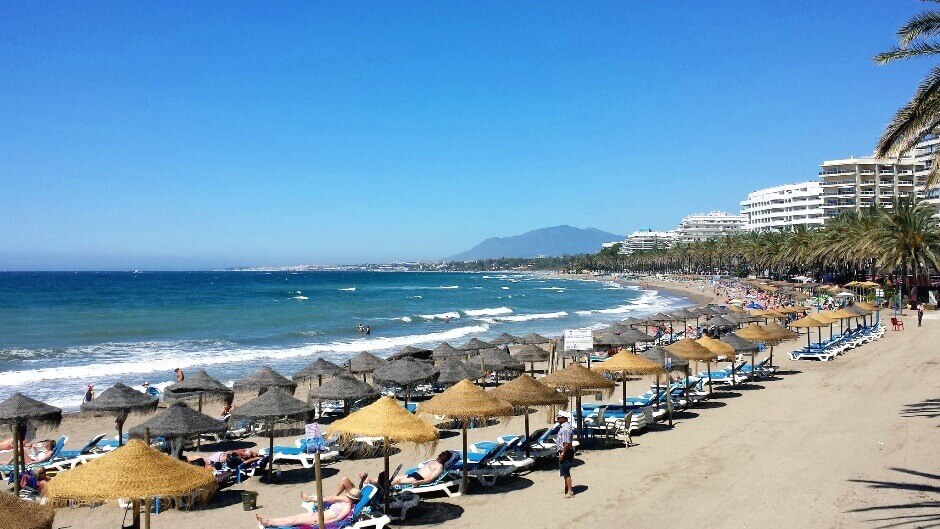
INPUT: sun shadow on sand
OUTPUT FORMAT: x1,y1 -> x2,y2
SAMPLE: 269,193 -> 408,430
900,398 -> 940,419
468,476 -> 534,495
395,501 -> 465,525
256,465 -> 339,485
709,391 -> 742,399
847,467 -> 940,528
691,400 -> 728,410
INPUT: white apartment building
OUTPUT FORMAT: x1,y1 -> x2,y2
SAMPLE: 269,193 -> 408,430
674,211 -> 746,243
619,229 -> 677,254
740,181 -> 824,232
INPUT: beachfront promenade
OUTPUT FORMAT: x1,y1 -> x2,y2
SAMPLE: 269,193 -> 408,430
35,293 -> 936,528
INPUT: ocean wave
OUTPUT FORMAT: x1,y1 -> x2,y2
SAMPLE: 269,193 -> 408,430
481,311 -> 568,323
418,311 -> 461,321
293,295 -> 309,300
538,287 -> 566,291
0,324 -> 490,387
399,316 -> 413,323
339,287 -> 356,291
463,307 -> 513,317
439,286 -> 459,290
501,286 -> 510,290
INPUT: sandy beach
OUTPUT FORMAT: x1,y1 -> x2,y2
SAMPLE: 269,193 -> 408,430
36,284 -> 940,529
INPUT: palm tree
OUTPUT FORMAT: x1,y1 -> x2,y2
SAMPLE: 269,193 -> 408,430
873,199 -> 940,304
874,2 -> 940,186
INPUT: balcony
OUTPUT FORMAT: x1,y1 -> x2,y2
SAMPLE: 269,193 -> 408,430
898,180 -> 915,186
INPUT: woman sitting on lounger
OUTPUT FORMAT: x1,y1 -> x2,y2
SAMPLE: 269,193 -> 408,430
391,450 -> 451,486
2,440 -> 53,465
257,487 -> 359,528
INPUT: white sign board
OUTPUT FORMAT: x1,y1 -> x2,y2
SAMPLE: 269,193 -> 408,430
564,329 -> 593,351
876,289 -> 884,300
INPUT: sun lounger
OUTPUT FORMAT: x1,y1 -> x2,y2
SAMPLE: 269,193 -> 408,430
266,483 -> 390,529
0,436 -> 68,478
451,444 -> 518,486
260,438 -> 340,469
392,452 -> 461,497
48,433 -> 107,470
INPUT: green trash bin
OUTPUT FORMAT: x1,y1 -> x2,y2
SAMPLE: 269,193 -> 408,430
242,491 -> 259,511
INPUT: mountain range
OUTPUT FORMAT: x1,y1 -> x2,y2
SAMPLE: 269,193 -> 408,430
447,225 -> 622,261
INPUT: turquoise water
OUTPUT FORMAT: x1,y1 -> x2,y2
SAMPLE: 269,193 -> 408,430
0,271 -> 688,409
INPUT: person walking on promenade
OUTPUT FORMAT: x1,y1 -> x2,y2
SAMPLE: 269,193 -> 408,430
555,411 -> 575,498
917,303 -> 924,327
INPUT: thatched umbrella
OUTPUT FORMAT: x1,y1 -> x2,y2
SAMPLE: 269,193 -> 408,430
308,374 -> 379,415
388,346 -> 433,362
127,402 -> 227,458
593,331 -> 636,348
591,351 -> 665,410
788,314 -> 831,349
736,324 -> 779,369
0,488 -> 54,529
540,364 -> 615,443
695,336 -> 735,394
329,397 -> 438,510
764,321 -> 800,341
0,393 -> 62,496
292,358 -> 343,384
418,380 -> 512,494
372,358 -> 439,408
490,374 -> 566,457
721,334 -> 758,387
47,440 -> 216,529
164,370 -> 234,413
233,366 -> 297,394
638,346 -> 689,372
81,383 -> 158,448
521,333 -> 550,345
513,343 -> 550,375
620,317 -> 645,327
233,389 -> 314,481
347,351 -> 388,381
458,338 -> 492,354
489,333 -> 521,347
475,348 -> 524,385
431,342 -> 465,360
436,358 -> 484,385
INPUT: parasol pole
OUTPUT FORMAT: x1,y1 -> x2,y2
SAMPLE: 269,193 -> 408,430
523,408 -> 531,459
621,370 -> 628,409
117,411 -> 128,447
317,375 -> 323,418
197,394 -> 203,450
382,437 -> 391,513
575,391 -> 583,447
144,427 -> 151,529
707,362 -> 713,395
11,423 -> 20,496
268,428 -> 275,481
314,450 -> 325,529
459,419 -> 469,495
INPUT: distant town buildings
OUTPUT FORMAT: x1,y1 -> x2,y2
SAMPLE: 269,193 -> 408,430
673,211 -> 746,243
619,229 -> 678,254
740,181 -> 824,232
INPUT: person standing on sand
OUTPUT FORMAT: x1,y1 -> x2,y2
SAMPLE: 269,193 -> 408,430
83,384 -> 94,403
555,411 -> 575,498
917,303 -> 924,327
174,368 -> 185,382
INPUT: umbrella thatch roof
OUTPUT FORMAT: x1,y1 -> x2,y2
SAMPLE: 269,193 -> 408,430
388,346 -> 433,362
638,346 -> 689,371
431,342 -> 465,359
372,358 -> 439,388
735,324 -> 778,343
764,321 -> 800,341
436,358 -> 484,384
347,351 -> 388,374
490,374 -> 566,406
601,322 -> 632,334
666,338 -> 716,362
0,491 -> 54,529
232,388 -> 314,421
696,335 -> 736,359
703,315 -> 737,327
591,351 -> 665,376
788,314 -> 831,328
648,312 -> 676,322
668,308 -> 696,320
621,328 -> 655,342
841,305 -> 872,316
593,332 -> 636,347
46,440 -> 216,503
489,333 -> 521,346
328,396 -> 438,444
458,338 -> 492,351
292,358 -> 344,381
512,344 -> 549,363
721,333 -> 759,353
308,374 -> 379,402
233,366 -> 297,393
476,348 -> 524,372
620,317 -> 644,326
540,363 -> 616,392
856,301 -> 879,311
81,383 -> 158,416
128,402 -> 227,440
0,393 -> 62,430
418,380 -> 512,420
164,370 -> 234,402
520,333 -> 550,345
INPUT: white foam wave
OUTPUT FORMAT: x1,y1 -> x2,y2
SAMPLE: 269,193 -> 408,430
481,311 -> 568,323
463,307 -> 513,317
501,286 -> 510,290
439,286 -> 459,290
538,287 -> 566,291
0,324 -> 490,387
339,287 -> 356,291
399,316 -> 413,323
418,311 -> 461,321
293,296 -> 309,300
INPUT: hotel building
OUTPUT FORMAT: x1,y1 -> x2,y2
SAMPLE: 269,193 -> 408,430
740,181 -> 824,232
673,211 -> 746,243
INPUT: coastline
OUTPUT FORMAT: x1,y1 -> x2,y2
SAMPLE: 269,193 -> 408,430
549,271 -> 717,306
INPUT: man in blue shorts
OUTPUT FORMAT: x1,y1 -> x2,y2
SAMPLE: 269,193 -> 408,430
556,411 -> 575,498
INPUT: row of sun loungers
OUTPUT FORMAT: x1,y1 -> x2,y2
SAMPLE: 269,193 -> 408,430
789,324 -> 886,361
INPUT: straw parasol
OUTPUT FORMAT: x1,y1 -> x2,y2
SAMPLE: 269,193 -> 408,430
512,344 -> 550,375
0,491 -> 54,529
592,351 -> 665,410
476,348 -> 524,384
458,338 -> 492,353
233,365 -> 297,394
0,393 -> 62,496
372,358 -> 439,408
233,389 -> 314,481
81,383 -> 158,448
520,333 -> 550,345
696,336 -> 735,393
593,332 -> 636,348
788,314 -> 832,348
703,315 -> 737,328
540,363 -> 615,441
164,369 -> 234,412
431,342 -> 465,360
292,358 -> 344,383
47,440 -> 216,529
490,374 -> 566,457
436,358 -> 484,385
638,347 -> 689,372
489,333 -> 521,346
666,338 -> 716,362
308,374 -> 379,415
764,321 -> 799,341
419,380 -> 512,494
347,352 -> 387,380
329,397 -> 439,508
127,401 -> 227,439
388,346 -> 433,362
736,324 -> 778,344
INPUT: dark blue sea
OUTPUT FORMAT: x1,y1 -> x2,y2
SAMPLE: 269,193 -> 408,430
0,271 -> 689,409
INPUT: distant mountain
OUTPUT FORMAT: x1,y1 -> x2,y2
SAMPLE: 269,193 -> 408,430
447,225 -> 623,261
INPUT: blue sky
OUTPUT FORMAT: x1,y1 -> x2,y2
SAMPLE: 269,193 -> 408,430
0,2 -> 929,269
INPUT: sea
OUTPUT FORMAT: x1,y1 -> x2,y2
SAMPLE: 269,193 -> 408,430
0,271 -> 690,410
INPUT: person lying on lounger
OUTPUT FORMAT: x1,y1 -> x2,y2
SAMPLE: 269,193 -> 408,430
390,450 -> 451,486
256,487 -> 359,528
2,440 -> 53,465
301,472 -> 383,504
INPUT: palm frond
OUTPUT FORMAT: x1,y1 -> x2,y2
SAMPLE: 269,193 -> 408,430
896,10 -> 940,47
875,66 -> 940,157
874,41 -> 940,64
